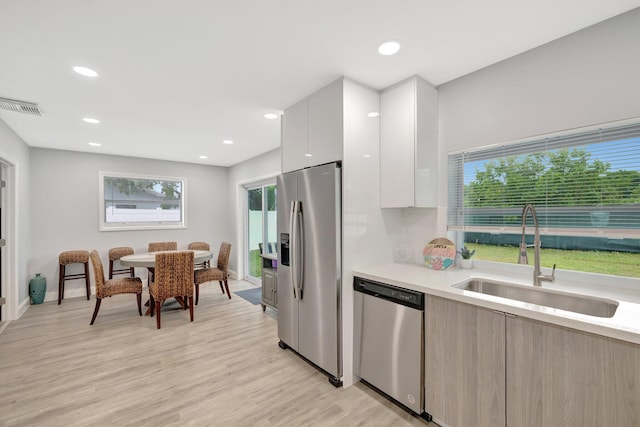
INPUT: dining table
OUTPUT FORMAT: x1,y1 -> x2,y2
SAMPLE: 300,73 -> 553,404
120,249 -> 214,314
119,249 -> 213,269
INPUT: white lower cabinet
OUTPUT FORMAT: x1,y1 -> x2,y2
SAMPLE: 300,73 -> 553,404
425,295 -> 640,427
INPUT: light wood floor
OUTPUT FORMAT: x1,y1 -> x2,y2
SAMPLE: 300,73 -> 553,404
0,280 -> 431,426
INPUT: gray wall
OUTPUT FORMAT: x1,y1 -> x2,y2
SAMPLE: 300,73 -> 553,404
0,118 -> 31,316
30,148 -> 231,301
438,8 -> 640,153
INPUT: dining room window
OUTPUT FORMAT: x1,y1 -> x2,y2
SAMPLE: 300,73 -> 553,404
99,171 -> 186,231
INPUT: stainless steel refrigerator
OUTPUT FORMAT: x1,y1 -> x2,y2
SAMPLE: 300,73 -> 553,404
277,162 -> 342,387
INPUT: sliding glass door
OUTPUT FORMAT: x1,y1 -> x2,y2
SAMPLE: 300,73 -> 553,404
246,181 -> 277,283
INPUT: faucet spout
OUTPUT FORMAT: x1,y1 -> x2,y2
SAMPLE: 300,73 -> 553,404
518,204 -> 555,286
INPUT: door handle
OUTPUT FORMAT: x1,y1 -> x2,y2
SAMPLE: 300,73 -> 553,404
289,201 -> 298,299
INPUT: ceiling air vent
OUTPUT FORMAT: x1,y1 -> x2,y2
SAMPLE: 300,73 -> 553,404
0,97 -> 43,116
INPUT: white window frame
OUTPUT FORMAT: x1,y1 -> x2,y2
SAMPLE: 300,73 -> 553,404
99,171 -> 187,231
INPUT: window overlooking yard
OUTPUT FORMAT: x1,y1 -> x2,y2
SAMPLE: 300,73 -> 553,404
448,122 -> 640,278
99,172 -> 186,231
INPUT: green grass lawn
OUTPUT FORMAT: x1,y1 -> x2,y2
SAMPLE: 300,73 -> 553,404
465,243 -> 640,278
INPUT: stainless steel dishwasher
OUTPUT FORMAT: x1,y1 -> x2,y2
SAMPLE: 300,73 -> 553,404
354,277 -> 429,419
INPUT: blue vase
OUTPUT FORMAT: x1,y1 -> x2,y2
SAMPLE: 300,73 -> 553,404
29,273 -> 47,304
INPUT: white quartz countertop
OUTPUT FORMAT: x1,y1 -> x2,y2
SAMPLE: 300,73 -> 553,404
353,262 -> 640,345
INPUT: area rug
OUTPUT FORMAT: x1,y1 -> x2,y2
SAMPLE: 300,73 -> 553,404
235,287 -> 262,305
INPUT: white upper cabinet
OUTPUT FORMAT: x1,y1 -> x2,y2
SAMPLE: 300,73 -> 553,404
380,76 -> 439,208
281,98 -> 308,172
282,78 -> 344,173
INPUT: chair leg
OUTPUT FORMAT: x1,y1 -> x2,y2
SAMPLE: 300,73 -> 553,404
58,264 -> 64,305
149,295 -> 155,316
195,284 -> 200,305
108,260 -> 114,279
156,301 -> 162,329
219,282 -> 224,293
129,267 -> 135,278
136,293 -> 142,316
84,262 -> 91,300
90,298 -> 102,325
223,279 -> 231,299
188,296 -> 194,322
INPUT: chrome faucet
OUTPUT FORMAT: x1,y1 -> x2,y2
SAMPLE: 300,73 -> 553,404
518,204 -> 556,286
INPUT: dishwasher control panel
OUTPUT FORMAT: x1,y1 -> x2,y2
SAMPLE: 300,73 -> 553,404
354,278 -> 424,310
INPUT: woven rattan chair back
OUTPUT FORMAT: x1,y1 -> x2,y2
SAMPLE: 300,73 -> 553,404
188,241 -> 209,251
90,250 -> 106,297
216,242 -> 231,272
149,251 -> 195,329
193,242 -> 232,304
148,241 -> 177,252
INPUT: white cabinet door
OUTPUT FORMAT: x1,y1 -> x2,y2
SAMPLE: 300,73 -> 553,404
380,76 -> 438,208
282,99 -> 309,173
380,78 -> 415,207
308,79 -> 343,167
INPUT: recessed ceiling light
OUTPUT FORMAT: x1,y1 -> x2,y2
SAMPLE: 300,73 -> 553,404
199,155 -> 208,159
83,117 -> 100,124
305,153 -> 312,157
222,139 -> 234,145
73,66 -> 98,77
367,112 -> 380,118
378,41 -> 400,56
88,142 -> 101,147
264,113 -> 279,120
363,154 -> 371,158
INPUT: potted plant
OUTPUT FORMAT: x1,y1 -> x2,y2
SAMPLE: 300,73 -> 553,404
458,246 -> 476,269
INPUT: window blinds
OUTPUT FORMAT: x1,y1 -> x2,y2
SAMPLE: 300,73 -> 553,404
448,122 -> 640,237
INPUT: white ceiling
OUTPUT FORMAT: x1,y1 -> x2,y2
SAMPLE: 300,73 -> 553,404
1,1 -> 639,167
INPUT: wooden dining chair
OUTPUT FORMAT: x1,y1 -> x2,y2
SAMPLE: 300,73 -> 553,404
193,242 -> 232,304
149,251 -> 195,329
89,250 -> 143,325
188,241 -> 210,269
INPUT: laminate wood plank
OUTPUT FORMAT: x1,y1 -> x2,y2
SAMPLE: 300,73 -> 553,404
0,280 -> 430,426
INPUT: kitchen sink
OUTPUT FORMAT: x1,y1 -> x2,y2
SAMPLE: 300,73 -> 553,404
453,279 -> 618,318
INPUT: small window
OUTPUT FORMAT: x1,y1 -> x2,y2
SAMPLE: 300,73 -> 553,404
448,121 -> 640,278
99,172 -> 186,231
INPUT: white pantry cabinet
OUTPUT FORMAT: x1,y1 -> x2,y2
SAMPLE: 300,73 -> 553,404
281,78 -> 344,173
380,75 -> 438,208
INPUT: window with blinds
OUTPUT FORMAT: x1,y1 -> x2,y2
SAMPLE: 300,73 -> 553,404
448,122 -> 640,277
448,122 -> 640,237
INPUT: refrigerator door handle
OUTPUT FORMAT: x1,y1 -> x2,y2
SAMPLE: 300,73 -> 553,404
297,203 -> 304,299
289,201 -> 298,299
